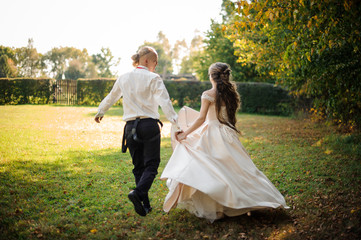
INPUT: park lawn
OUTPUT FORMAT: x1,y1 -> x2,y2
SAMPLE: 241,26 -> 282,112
0,105 -> 360,239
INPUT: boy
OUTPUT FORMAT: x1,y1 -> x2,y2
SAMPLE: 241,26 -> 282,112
95,46 -> 178,216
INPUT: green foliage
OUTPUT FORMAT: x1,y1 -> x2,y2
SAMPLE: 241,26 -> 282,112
305,44 -> 361,131
190,0 -> 267,83
64,60 -> 86,80
76,78 -> 119,106
0,78 -> 55,104
43,47 -> 88,80
238,82 -> 292,115
197,19 -> 263,83
0,46 -> 17,78
225,0 -> 361,130
140,41 -> 173,76
164,80 -> 292,115
15,39 -> 44,77
0,77 -> 292,115
164,81 -> 211,108
0,55 -> 17,78
43,46 -> 119,80
74,78 -> 292,115
91,47 -> 120,78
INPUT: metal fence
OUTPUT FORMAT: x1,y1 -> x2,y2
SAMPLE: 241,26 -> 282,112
54,79 -> 77,105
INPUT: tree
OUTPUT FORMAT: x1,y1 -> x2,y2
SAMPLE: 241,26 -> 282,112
15,38 -> 43,77
189,0 -> 261,82
64,59 -> 86,80
141,41 -> 172,76
84,61 -> 98,78
140,33 -> 173,76
179,33 -> 203,75
43,47 -> 71,79
91,47 -> 120,78
0,46 -> 17,77
225,0 -> 361,130
155,31 -> 173,76
172,39 -> 188,73
44,47 -> 91,79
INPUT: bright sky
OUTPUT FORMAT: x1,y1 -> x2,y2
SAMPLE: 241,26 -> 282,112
0,0 -> 223,74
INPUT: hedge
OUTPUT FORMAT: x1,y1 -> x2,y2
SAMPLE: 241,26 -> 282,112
164,81 -> 292,115
0,78 -> 293,116
236,82 -> 293,115
0,78 -> 55,104
77,78 -> 120,106
76,79 -> 293,115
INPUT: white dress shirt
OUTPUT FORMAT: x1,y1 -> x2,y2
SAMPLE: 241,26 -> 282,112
95,66 -> 178,124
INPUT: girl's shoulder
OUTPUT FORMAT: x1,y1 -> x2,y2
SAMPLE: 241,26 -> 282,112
201,89 -> 216,102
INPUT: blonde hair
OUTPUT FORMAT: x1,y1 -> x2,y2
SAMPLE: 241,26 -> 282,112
131,46 -> 158,67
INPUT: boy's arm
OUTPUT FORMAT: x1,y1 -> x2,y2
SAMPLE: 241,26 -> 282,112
151,76 -> 178,126
94,79 -> 122,122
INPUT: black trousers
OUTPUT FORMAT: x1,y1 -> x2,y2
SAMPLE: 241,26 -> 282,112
124,118 -> 161,208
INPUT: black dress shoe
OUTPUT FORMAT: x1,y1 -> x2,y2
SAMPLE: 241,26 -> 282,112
128,191 -> 146,216
144,206 -> 152,214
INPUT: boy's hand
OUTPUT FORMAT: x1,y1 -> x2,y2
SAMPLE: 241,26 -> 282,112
176,131 -> 186,141
95,116 -> 103,123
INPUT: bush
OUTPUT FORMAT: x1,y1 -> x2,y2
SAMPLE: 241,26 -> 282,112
0,78 -> 293,116
165,81 -> 292,115
76,79 -> 292,115
0,78 -> 55,104
237,82 -> 292,115
164,81 -> 211,108
77,78 -> 118,106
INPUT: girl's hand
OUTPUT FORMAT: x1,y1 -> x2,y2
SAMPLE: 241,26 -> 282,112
176,132 -> 187,141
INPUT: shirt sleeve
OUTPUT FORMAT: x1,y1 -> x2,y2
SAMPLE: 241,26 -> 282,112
95,78 -> 123,118
151,76 -> 178,124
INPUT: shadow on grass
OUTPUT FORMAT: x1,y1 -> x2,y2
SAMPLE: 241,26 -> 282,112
0,148 -> 134,239
0,146 -> 295,240
2,131 -> 361,239
150,207 -> 292,239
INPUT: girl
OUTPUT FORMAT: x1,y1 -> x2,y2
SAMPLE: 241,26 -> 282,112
161,62 -> 289,222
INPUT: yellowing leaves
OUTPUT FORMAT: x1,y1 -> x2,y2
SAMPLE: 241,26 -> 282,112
312,139 -> 323,147
344,0 -> 352,11
324,149 -> 333,155
329,40 -> 335,48
221,25 -> 227,32
268,11 -> 275,21
307,20 -> 312,28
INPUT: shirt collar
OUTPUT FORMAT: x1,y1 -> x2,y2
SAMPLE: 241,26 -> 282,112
136,65 -> 149,70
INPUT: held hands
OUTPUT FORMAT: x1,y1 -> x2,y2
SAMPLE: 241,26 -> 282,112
94,116 -> 103,123
176,131 -> 187,141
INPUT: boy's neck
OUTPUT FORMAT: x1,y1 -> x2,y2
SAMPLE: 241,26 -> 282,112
137,65 -> 149,70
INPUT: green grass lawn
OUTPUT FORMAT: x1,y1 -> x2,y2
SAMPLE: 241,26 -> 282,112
0,105 -> 360,239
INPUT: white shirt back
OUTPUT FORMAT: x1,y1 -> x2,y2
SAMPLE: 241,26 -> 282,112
96,66 -> 177,123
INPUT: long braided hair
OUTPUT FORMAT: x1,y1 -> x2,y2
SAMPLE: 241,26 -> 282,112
209,62 -> 240,132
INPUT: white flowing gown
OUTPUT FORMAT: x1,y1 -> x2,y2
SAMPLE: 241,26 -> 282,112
161,92 -> 289,221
